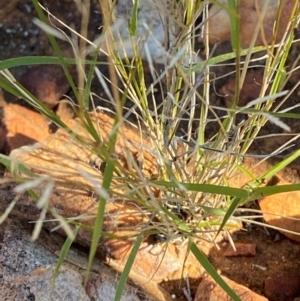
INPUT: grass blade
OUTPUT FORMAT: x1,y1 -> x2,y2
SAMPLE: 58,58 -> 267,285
54,225 -> 80,279
114,233 -> 143,301
190,241 -> 242,301
153,181 -> 249,198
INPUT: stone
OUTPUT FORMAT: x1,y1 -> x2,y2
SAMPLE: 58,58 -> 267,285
18,65 -> 70,109
259,175 -> 300,242
9,110 -> 159,188
102,0 -> 199,65
29,266 -> 90,301
0,218 -> 162,301
223,242 -> 256,257
205,0 -> 297,48
102,0 -> 172,62
264,271 -> 300,301
0,219 -> 57,301
29,265 -> 143,301
194,274 -> 268,301
3,103 -> 50,151
54,101 -> 74,123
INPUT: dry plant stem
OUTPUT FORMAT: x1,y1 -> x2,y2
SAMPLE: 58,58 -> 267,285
102,1 -> 122,116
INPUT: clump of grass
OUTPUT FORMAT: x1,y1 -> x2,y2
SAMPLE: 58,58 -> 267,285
0,0 -> 300,300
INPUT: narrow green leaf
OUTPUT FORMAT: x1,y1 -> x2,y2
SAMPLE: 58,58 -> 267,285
216,196 -> 242,237
217,150 -> 300,234
85,115 -> 120,285
82,49 -> 100,110
153,181 -> 249,198
79,111 -> 102,144
201,206 -> 226,216
253,184 -> 300,198
188,43 -> 266,73
114,233 -> 143,301
129,0 -> 139,36
159,205 -> 193,234
227,0 -> 240,52
0,56 -> 107,71
0,155 -> 35,177
259,149 -> 300,184
0,76 -> 23,97
85,190 -> 107,285
190,242 -> 242,301
54,226 -> 80,279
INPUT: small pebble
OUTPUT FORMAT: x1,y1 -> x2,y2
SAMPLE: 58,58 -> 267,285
19,65 -> 70,109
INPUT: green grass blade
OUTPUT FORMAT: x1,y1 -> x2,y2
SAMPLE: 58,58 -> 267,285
216,196 -> 243,237
254,184 -> 300,197
82,50 -> 99,110
80,111 -> 102,143
159,205 -> 193,234
0,56 -> 107,70
129,0 -> 139,36
84,161 -> 114,285
261,150 -> 300,180
85,195 -> 106,282
217,149 -> 300,234
153,181 -> 249,198
114,233 -> 143,301
188,45 -> 266,73
0,155 -> 35,177
85,114 -> 120,284
266,112 -> 300,119
190,241 -> 242,301
0,75 -> 23,97
54,225 -> 80,279
226,0 -> 240,52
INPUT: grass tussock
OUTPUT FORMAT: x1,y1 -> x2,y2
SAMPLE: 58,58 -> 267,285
0,0 -> 300,300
